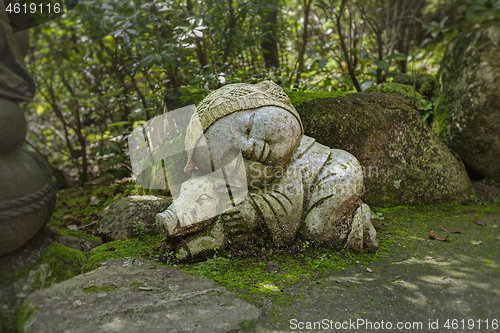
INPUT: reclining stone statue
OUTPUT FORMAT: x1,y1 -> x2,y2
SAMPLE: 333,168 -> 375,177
155,81 -> 377,261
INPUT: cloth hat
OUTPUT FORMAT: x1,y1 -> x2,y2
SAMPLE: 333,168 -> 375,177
184,81 -> 303,172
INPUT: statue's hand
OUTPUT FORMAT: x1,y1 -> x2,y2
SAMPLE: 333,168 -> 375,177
219,197 -> 260,242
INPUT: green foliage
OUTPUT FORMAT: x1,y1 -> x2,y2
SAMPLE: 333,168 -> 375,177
0,301 -> 37,333
24,0 -> 497,183
371,211 -> 384,220
47,179 -> 139,231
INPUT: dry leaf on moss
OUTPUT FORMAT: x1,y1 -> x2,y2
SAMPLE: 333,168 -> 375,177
473,219 -> 486,227
428,230 -> 449,242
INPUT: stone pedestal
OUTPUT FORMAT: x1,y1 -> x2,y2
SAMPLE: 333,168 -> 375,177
0,9 -> 57,256
0,100 -> 57,256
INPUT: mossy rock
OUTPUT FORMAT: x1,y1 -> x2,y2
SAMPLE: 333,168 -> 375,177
162,86 -> 349,112
30,243 -> 86,291
55,229 -> 102,251
25,257 -> 260,333
296,93 -> 474,206
365,82 -> 423,109
392,73 -> 437,98
431,24 -> 500,179
98,195 -> 172,242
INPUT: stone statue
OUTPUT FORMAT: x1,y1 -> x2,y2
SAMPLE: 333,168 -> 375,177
155,81 -> 377,261
0,5 -> 57,256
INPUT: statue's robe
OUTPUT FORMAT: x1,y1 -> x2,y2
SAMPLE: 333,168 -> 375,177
247,135 -> 365,246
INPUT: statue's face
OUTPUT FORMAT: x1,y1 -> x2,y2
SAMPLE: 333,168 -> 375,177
191,106 -> 302,188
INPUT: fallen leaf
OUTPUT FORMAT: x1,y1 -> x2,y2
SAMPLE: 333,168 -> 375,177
428,230 -> 449,242
441,224 -> 461,234
470,240 -> 482,245
473,219 -> 486,228
67,224 -> 78,231
276,271 -> 286,275
105,247 -> 116,251
366,268 -> 373,273
424,256 -> 435,261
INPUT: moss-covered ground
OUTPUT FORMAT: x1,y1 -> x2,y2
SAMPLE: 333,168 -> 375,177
2,180 -> 499,332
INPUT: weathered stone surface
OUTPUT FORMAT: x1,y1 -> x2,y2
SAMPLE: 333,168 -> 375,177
0,99 -> 27,154
432,24 -> 500,179
56,232 -> 103,252
0,231 -> 87,331
297,93 -> 474,206
25,257 -> 261,333
0,149 -> 57,256
99,196 -> 172,242
155,82 -> 377,262
0,10 -> 57,257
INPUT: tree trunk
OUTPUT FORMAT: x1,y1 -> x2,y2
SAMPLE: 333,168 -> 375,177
187,0 -> 208,70
296,0 -> 312,83
260,4 -> 280,69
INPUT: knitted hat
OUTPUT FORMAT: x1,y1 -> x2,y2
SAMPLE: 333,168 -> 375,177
184,81 -> 303,172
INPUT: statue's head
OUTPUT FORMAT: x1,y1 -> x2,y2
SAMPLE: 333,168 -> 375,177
184,81 -> 303,188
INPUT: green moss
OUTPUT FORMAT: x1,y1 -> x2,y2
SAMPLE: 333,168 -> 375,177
57,229 -> 101,241
285,90 -> 351,108
173,203 -> 500,311
419,78 -> 437,98
179,247 -> 379,302
0,260 -> 35,289
173,86 -> 351,111
16,300 -> 36,333
83,283 -> 119,294
83,235 -> 164,273
31,243 -> 86,291
431,93 -> 449,139
366,82 -> 423,107
392,74 -> 437,98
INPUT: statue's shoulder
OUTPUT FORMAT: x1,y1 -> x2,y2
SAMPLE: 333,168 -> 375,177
290,135 -> 328,162
290,135 -> 362,171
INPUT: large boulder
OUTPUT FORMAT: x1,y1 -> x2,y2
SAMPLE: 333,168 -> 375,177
432,24 -> 500,179
99,196 -> 172,242
297,93 -> 474,206
25,257 -> 260,333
